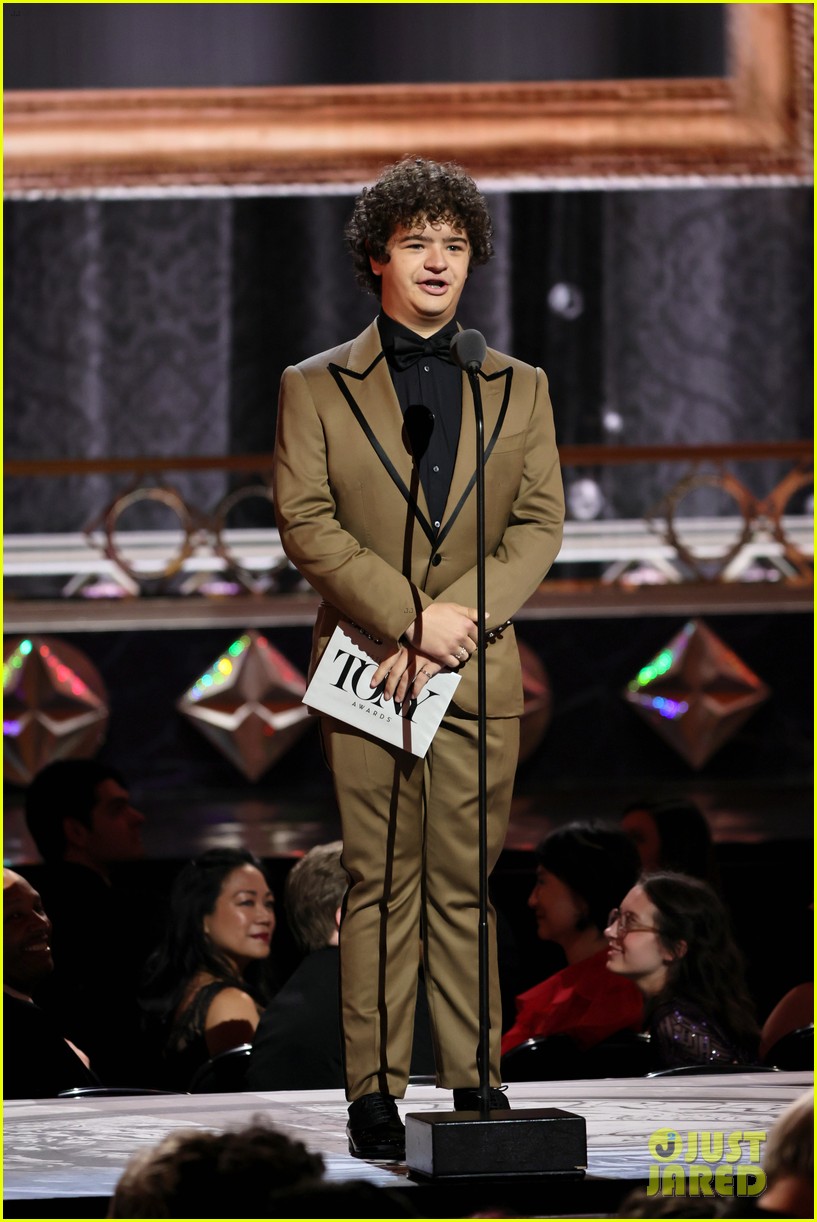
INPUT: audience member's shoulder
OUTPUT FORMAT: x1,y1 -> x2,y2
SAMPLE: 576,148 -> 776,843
652,995 -> 708,1029
206,984 -> 258,1013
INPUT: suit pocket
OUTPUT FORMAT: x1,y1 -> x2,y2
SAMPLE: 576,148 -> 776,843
486,432 -> 526,496
490,429 -> 527,455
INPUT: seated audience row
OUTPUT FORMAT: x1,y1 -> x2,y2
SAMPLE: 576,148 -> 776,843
138,842 -> 435,1093
6,761 -> 809,1098
500,823 -> 643,1056
502,822 -> 761,1073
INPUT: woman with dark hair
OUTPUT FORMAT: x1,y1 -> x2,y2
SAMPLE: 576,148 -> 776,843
501,822 -> 643,1057
140,848 -> 275,1089
605,871 -> 759,1069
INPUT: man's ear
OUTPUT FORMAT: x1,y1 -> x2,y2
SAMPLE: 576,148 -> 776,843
63,816 -> 90,850
326,907 -> 342,948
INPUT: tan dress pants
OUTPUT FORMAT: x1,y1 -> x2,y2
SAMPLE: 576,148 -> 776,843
322,707 -> 519,1101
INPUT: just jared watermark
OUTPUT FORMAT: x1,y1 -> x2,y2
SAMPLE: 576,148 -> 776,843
646,1127 -> 767,1198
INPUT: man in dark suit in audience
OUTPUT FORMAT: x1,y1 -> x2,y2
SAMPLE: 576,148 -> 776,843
248,841 -> 434,1091
23,759 -> 150,1084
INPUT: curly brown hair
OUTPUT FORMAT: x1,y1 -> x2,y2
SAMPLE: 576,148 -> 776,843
110,1118 -> 324,1217
345,156 -> 494,297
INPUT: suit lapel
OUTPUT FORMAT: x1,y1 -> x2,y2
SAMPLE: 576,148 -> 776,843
437,350 -> 513,546
329,322 -> 434,542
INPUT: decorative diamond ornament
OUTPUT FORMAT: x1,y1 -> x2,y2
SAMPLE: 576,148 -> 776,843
3,636 -> 109,785
623,618 -> 770,769
178,630 -> 311,781
518,640 -> 552,763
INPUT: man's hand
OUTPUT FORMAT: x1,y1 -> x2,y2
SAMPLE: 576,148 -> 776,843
403,603 -> 484,668
370,646 -> 444,711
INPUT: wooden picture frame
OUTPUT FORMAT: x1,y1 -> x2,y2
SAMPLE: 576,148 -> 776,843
3,4 -> 812,194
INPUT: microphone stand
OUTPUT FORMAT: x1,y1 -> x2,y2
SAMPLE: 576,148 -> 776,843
468,358 -> 492,1115
405,331 -> 587,1184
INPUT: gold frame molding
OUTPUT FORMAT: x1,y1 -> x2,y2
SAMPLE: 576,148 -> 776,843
3,4 -> 812,194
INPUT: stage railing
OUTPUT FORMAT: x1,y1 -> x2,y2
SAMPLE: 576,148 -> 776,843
4,442 -> 812,598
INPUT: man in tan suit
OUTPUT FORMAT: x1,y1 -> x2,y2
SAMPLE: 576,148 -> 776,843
274,158 -> 564,1159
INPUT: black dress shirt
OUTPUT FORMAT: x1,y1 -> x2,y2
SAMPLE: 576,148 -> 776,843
378,313 -> 462,534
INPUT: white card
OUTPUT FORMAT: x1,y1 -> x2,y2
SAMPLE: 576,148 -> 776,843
303,622 -> 461,758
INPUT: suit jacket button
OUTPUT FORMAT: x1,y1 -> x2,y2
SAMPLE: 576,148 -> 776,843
431,554 -> 442,566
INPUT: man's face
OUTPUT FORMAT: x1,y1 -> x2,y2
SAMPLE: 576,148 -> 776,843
370,218 -> 470,336
72,779 -> 146,866
3,869 -> 53,991
621,808 -> 662,872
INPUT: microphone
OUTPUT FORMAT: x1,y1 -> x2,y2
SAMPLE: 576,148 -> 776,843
450,329 -> 487,374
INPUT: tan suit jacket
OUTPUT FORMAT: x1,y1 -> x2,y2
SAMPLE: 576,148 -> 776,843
274,320 -> 564,715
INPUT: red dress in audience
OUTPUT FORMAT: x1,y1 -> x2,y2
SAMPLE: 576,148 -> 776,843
501,948 -> 643,1056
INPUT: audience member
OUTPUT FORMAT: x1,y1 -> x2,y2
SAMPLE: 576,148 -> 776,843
248,841 -> 434,1090
140,848 -> 275,1090
605,872 -> 759,1069
617,1189 -> 723,1217
108,1118 -> 325,1217
621,798 -> 719,885
760,981 -> 813,1062
501,823 -> 643,1058
23,759 -> 149,1082
724,1090 -> 812,1218
3,868 -> 99,1097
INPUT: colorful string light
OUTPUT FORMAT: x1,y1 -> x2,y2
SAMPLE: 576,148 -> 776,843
187,633 -> 251,702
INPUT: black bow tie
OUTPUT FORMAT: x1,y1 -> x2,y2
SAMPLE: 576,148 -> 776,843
389,332 -> 456,372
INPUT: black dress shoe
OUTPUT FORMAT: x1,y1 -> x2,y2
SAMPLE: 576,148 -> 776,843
347,1092 -> 406,1160
452,1086 -> 511,1111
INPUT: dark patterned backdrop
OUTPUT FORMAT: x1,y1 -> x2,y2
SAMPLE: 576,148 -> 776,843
5,3 -> 725,89
598,189 -> 814,510
5,186 -> 812,532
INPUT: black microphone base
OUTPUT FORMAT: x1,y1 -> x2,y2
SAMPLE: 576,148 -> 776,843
405,1106 -> 587,1182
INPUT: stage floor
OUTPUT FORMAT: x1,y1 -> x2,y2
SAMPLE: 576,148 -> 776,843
4,1072 -> 810,1215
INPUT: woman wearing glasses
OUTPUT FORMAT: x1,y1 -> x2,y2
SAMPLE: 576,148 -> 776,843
605,872 -> 759,1069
